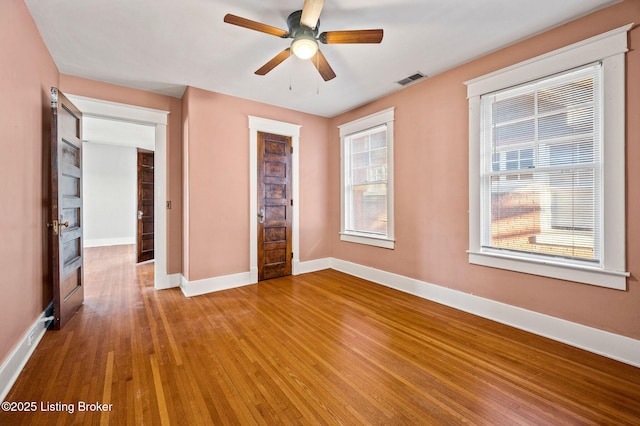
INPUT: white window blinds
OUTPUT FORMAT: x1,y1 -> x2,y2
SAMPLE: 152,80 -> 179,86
480,63 -> 602,264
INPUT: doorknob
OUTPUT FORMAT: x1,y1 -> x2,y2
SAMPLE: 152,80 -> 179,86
258,208 -> 265,224
138,210 -> 143,220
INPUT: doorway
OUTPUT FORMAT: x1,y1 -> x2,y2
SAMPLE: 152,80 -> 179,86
68,95 -> 171,289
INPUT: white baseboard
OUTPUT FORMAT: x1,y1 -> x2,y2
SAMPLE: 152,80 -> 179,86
84,237 -> 135,248
294,258 -> 332,275
180,272 -> 255,298
167,273 -> 182,288
0,310 -> 50,402
154,273 -> 182,290
330,258 -> 640,368
180,259 -> 331,298
179,258 -> 331,297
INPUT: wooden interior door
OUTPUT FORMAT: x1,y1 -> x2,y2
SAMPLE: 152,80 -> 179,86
257,132 -> 293,281
49,88 -> 84,329
137,149 -> 154,263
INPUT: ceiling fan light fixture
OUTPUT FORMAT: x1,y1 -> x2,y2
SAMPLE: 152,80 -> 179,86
224,5 -> 383,82
291,35 -> 318,60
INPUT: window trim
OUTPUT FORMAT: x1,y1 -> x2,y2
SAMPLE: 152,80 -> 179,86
465,24 -> 632,290
339,107 -> 395,249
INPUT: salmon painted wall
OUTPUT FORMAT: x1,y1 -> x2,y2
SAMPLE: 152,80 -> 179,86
0,0 -> 59,363
182,87 -> 331,281
59,75 -> 183,275
329,0 -> 640,339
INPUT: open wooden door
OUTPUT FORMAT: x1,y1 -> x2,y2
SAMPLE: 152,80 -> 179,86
49,88 -> 84,329
257,132 -> 293,281
137,149 -> 154,263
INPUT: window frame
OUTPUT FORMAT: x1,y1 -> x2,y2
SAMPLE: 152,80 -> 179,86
339,107 -> 395,249
465,24 -> 631,290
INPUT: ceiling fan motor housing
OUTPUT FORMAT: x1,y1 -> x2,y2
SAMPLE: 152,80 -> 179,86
287,10 -> 319,38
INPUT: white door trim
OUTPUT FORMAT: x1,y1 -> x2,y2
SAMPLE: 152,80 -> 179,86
248,116 -> 301,282
66,95 -> 172,289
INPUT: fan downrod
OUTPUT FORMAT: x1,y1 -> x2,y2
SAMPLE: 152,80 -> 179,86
286,10 -> 319,38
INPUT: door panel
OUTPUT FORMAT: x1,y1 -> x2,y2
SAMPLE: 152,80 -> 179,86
50,87 -> 84,329
137,149 -> 155,263
257,132 -> 292,281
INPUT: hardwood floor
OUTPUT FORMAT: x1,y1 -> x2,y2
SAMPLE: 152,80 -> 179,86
2,245 -> 640,425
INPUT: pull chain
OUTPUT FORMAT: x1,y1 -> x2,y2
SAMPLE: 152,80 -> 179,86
289,49 -> 293,91
316,52 -> 320,95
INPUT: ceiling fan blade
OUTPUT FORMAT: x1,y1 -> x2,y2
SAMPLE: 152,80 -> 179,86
300,0 -> 324,29
311,49 -> 336,81
255,48 -> 291,76
319,29 -> 384,44
224,14 -> 288,38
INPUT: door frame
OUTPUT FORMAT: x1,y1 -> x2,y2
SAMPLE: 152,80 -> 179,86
67,95 -> 173,290
249,116 -> 300,283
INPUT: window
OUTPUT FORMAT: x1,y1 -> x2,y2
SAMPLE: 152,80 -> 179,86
482,64 -> 601,263
466,24 -> 631,290
339,108 -> 395,249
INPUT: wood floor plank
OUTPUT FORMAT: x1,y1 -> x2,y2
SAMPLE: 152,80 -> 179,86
149,354 -> 170,426
100,351 -> 114,426
1,245 -> 639,425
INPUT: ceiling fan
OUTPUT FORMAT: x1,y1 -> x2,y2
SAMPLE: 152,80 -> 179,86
223,0 -> 384,81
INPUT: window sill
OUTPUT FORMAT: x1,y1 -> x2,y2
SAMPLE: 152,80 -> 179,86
468,250 -> 628,290
340,232 -> 395,249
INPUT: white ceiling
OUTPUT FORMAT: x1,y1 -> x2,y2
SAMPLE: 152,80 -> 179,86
25,0 -> 618,117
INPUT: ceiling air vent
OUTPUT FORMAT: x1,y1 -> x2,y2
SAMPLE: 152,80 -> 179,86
397,72 -> 426,86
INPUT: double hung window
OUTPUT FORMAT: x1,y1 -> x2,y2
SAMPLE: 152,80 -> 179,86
339,108 -> 395,249
481,64 -> 601,263
466,25 -> 631,289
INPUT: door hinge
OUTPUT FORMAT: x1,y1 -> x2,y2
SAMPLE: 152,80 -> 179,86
290,146 -> 293,154
290,199 -> 293,206
51,87 -> 58,109
167,200 -> 172,209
